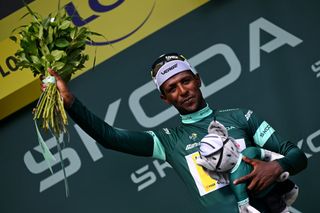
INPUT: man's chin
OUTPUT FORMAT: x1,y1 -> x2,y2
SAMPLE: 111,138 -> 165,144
179,104 -> 199,114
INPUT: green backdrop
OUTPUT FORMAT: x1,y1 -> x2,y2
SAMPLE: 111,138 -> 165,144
1,0 -> 319,212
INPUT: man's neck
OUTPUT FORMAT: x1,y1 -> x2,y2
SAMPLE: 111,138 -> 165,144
180,104 -> 213,124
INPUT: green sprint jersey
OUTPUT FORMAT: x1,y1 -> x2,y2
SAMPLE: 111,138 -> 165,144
67,98 -> 307,213
147,105 -> 307,212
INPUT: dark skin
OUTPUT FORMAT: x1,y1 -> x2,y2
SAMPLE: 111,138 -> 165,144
159,70 -> 284,192
235,156 -> 283,192
46,68 -> 283,193
45,68 -> 74,108
160,70 -> 206,115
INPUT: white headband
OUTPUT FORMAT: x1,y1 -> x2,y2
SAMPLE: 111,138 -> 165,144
153,60 -> 196,91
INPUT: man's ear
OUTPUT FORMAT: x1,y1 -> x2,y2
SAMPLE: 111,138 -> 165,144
160,93 -> 170,104
195,73 -> 201,88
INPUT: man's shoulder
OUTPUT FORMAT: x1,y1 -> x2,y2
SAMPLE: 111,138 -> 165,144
151,126 -> 186,155
214,108 -> 254,128
215,107 -> 252,118
151,126 -> 181,140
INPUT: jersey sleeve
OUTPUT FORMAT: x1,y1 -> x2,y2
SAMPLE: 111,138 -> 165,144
240,109 -> 308,175
229,152 -> 253,204
67,97 -> 154,157
230,147 -> 277,204
145,131 -> 166,161
241,147 -> 264,160
150,127 -> 180,163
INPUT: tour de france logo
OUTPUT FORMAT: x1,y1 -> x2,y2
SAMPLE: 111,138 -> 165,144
64,0 -> 156,46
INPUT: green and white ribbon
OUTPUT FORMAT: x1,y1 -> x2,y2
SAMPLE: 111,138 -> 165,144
34,120 -> 56,173
42,75 -> 56,85
33,75 -> 70,197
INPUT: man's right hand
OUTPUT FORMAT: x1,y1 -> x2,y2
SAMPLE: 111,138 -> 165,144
43,68 -> 75,108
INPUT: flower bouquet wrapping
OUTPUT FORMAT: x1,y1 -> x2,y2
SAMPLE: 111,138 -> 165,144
10,2 -> 104,196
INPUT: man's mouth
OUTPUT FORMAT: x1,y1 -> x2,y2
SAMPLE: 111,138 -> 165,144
181,97 -> 194,105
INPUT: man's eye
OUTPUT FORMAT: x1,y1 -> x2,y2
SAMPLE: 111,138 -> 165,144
182,79 -> 191,84
167,87 -> 176,93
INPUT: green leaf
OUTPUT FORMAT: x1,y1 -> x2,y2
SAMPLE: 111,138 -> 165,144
58,0 -> 61,11
32,62 -> 43,73
60,64 -> 73,74
20,39 -> 29,50
48,43 -> 55,50
38,25 -> 43,39
52,61 -> 65,70
77,64 -> 85,70
47,26 -> 53,44
12,2 -> 106,84
22,1 -> 41,23
92,47 -> 97,71
53,26 -> 57,36
68,49 -> 81,59
89,31 -> 103,36
42,15 -> 52,29
71,40 -> 85,49
15,52 -> 30,63
11,25 -> 27,34
51,50 -> 65,61
68,59 -> 80,67
45,54 -> 55,63
70,28 -> 77,39
41,56 -> 50,70
39,41 -> 50,55
31,55 -> 41,64
75,28 -> 88,40
89,31 -> 107,41
9,36 -> 17,42
61,73 -> 72,83
55,38 -> 69,48
17,60 -> 31,67
26,40 -> 39,56
59,20 -> 71,30
29,23 -> 39,34
23,1 -> 36,18
20,12 -> 30,20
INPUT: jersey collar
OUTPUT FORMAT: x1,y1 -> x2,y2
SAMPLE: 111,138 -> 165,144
180,104 -> 213,124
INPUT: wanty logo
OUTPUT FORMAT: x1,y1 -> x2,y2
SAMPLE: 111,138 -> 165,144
64,0 -> 156,46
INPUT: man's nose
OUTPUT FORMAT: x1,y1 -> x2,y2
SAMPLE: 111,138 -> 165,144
178,84 -> 188,96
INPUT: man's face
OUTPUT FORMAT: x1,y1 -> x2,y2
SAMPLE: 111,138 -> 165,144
160,71 -> 206,115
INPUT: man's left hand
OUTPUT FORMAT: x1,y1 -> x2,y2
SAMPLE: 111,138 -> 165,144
233,156 -> 284,193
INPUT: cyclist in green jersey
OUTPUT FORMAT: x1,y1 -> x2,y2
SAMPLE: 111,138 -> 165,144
44,53 -> 307,212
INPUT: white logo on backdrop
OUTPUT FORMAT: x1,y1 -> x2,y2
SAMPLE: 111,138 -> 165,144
23,18 -> 311,208
311,60 -> 320,78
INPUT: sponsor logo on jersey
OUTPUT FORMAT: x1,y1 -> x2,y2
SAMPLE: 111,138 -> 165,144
260,124 -> 272,138
163,128 -> 171,135
185,142 -> 200,151
185,138 -> 246,196
225,126 -> 236,131
189,133 -> 198,141
218,108 -> 239,113
245,110 -> 253,121
253,121 -> 275,147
